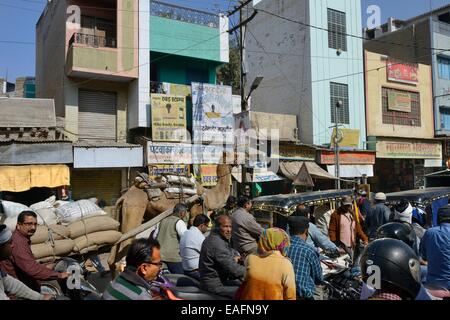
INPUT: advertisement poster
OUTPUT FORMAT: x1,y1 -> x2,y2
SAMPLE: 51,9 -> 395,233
387,91 -> 412,113
192,82 -> 234,144
387,60 -> 418,84
151,94 -> 187,142
146,142 -> 192,164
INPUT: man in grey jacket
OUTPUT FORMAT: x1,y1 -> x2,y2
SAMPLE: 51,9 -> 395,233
0,224 -> 53,300
365,192 -> 391,241
231,196 -> 264,256
199,215 -> 245,299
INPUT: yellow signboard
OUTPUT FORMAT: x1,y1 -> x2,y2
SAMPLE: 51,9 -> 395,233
377,140 -> 442,159
200,165 -> 218,187
331,129 -> 360,148
151,94 -> 187,142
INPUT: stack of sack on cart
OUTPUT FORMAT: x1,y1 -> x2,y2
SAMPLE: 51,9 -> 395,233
0,196 -> 122,262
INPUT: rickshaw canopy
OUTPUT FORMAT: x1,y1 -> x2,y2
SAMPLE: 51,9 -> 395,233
252,189 -> 353,217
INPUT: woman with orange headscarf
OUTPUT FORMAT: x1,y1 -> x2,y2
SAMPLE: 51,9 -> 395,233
236,228 -> 296,300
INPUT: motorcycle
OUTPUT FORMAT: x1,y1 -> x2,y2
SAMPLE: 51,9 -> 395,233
149,272 -> 230,300
41,257 -> 103,300
320,250 -> 362,300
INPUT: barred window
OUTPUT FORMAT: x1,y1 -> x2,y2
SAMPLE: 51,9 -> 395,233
382,87 -> 421,127
327,8 -> 347,51
330,82 -> 350,124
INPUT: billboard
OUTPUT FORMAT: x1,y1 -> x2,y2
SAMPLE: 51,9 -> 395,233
192,83 -> 233,144
151,94 -> 187,142
387,60 -> 418,85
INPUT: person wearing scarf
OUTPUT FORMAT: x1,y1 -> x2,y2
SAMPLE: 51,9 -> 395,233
236,228 -> 296,300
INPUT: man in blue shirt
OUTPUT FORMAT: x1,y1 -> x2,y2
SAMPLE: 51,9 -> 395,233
295,206 -> 340,254
286,216 -> 323,300
420,205 -> 450,290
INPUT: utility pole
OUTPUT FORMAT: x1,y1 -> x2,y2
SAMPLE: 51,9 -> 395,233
227,0 -> 257,196
334,100 -> 342,190
239,1 -> 247,193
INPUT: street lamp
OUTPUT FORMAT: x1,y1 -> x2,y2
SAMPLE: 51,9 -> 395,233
243,76 -> 264,111
334,100 -> 343,190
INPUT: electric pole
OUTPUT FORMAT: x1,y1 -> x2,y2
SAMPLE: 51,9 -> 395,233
335,100 -> 342,190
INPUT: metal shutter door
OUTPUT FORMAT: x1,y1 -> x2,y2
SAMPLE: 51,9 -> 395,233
79,90 -> 117,141
71,170 -> 122,206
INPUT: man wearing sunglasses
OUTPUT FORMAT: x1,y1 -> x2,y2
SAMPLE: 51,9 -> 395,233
103,238 -> 162,300
0,211 -> 69,292
1,224 -> 54,300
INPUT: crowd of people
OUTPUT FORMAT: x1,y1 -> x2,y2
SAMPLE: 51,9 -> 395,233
1,191 -> 449,301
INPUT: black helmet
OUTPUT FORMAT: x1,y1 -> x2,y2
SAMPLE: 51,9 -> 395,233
360,239 -> 421,299
376,222 -> 416,248
438,205 -> 450,225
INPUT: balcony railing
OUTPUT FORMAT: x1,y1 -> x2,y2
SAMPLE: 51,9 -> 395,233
69,33 -> 117,49
151,0 -> 219,28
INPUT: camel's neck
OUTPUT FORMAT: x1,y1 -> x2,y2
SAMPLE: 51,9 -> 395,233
213,166 -> 231,192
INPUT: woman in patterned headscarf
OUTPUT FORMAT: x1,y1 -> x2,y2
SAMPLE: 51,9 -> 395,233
236,228 -> 296,300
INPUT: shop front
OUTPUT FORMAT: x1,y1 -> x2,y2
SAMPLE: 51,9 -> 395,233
369,138 -> 443,192
73,142 -> 144,205
317,150 -> 376,189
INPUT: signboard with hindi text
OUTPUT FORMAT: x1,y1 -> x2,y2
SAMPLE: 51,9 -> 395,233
151,94 -> 187,142
200,165 -> 218,187
146,142 -> 192,164
148,164 -> 190,176
376,140 -> 442,159
192,83 -> 233,144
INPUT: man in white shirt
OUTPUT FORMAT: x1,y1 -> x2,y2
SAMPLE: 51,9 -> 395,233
180,215 -> 210,280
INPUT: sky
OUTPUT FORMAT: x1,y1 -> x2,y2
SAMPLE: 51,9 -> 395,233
0,0 -> 449,81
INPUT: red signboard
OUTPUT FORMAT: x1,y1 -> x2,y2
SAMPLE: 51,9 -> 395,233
387,60 -> 418,84
319,151 -> 376,165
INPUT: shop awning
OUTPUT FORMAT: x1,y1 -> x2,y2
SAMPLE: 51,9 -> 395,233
280,161 -> 337,180
0,165 -> 70,192
327,165 -> 374,178
231,167 -> 284,183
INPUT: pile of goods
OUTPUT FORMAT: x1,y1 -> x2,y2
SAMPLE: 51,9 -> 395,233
134,172 -> 198,201
0,197 -> 122,262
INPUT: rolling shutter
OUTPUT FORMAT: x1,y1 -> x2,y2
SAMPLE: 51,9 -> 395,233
79,89 -> 117,141
71,170 -> 122,206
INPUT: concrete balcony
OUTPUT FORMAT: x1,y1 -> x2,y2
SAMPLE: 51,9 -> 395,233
66,33 -> 137,81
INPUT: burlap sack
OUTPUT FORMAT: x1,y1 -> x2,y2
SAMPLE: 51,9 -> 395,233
73,230 -> 122,253
31,225 -> 70,245
37,256 -> 62,264
68,216 -> 120,239
31,239 -> 75,259
76,245 -> 99,255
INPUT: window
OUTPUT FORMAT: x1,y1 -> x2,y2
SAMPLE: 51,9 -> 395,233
330,82 -> 349,124
440,106 -> 450,130
438,56 -> 450,80
327,8 -> 347,51
382,88 -> 421,127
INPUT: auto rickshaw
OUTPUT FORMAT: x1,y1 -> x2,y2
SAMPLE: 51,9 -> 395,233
385,187 -> 450,227
251,189 -> 354,229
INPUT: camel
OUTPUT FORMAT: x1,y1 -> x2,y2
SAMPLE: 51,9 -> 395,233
115,162 -> 232,244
